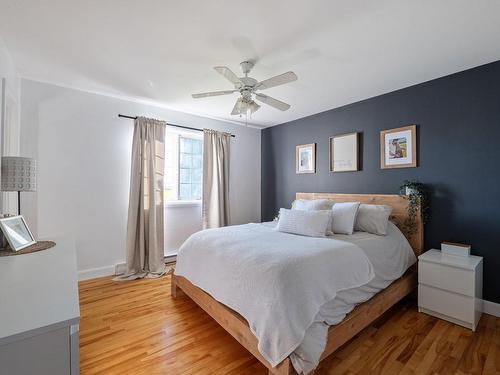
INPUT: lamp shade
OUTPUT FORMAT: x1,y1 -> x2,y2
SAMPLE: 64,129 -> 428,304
1,157 -> 37,192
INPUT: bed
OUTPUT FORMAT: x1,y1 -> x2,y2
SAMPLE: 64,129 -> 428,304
171,193 -> 423,374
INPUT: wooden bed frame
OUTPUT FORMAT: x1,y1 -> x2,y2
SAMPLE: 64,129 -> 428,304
171,193 -> 423,374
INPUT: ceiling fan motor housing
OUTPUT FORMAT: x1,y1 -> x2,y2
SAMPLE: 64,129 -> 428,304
238,77 -> 258,91
240,60 -> 254,75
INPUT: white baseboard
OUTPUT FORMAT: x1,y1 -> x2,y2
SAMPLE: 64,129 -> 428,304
78,265 -> 116,281
79,253 -> 178,282
113,254 -> 177,276
165,254 -> 177,263
114,262 -> 127,276
482,299 -> 500,317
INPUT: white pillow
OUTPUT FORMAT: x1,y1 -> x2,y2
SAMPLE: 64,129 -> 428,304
354,204 -> 393,235
331,202 -> 360,235
292,199 -> 335,211
277,208 -> 332,238
292,199 -> 335,235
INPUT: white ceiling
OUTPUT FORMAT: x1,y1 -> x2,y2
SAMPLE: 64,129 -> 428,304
1,0 -> 500,128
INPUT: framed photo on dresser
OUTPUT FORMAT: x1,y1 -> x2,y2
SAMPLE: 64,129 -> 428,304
0,215 -> 36,251
380,125 -> 417,169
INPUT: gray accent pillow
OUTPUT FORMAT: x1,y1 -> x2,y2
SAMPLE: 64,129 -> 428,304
331,202 -> 361,235
354,204 -> 393,235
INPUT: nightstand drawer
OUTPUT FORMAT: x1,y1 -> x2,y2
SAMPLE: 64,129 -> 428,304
419,260 -> 474,296
418,284 -> 473,323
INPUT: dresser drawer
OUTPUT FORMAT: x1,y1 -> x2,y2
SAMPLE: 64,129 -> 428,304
419,260 -> 474,296
418,284 -> 474,323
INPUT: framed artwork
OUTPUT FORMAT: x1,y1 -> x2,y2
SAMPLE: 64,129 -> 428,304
380,125 -> 417,169
329,132 -> 359,172
0,215 -> 36,251
296,143 -> 316,174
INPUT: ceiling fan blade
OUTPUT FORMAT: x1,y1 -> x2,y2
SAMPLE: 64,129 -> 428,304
192,90 -> 237,98
256,71 -> 297,90
231,98 -> 243,115
214,66 -> 242,86
255,93 -> 291,111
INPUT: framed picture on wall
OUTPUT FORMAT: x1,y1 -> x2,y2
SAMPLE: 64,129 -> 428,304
329,132 -> 359,172
380,125 -> 417,169
296,143 -> 316,174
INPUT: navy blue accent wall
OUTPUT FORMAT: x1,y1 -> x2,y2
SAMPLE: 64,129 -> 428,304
261,60 -> 500,303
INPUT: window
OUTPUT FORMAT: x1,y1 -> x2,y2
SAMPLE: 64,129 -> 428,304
179,136 -> 203,200
164,129 -> 203,202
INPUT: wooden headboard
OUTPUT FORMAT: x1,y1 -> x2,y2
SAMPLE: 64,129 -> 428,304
296,192 -> 424,256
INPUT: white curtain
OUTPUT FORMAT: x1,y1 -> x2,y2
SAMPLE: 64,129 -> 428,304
202,129 -> 231,229
117,117 -> 166,280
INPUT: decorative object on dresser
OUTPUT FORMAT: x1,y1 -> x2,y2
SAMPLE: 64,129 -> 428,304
1,156 -> 37,215
329,132 -> 359,172
380,125 -> 417,169
0,215 -> 36,251
441,242 -> 471,257
418,249 -> 483,331
296,143 -> 316,174
399,180 -> 429,236
0,240 -> 55,257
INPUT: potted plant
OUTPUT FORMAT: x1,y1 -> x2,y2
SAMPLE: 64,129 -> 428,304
399,180 -> 430,236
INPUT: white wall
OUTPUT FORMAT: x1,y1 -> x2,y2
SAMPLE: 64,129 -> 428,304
0,38 -> 21,213
20,79 -> 261,278
165,203 -> 202,256
0,38 -> 20,100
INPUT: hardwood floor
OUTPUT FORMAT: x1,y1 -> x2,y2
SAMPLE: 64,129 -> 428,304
79,274 -> 500,374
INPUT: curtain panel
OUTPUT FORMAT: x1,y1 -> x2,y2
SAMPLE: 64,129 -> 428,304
119,117 -> 166,280
202,129 -> 231,229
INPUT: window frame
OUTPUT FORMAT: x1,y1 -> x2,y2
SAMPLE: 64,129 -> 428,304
164,128 -> 203,203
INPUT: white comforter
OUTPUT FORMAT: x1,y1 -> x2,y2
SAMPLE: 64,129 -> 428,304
174,223 -> 375,367
289,222 -> 416,373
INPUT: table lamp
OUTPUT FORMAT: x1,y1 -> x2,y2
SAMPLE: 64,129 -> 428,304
1,156 -> 37,215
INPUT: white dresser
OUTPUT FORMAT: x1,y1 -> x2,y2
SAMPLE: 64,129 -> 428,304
418,249 -> 483,331
0,240 -> 80,374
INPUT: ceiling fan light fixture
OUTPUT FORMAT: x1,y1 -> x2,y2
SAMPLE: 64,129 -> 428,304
248,101 -> 260,114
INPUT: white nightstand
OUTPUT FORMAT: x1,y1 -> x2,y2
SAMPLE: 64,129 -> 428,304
418,249 -> 483,331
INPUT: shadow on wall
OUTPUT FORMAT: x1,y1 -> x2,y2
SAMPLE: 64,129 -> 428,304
425,183 -> 455,248
261,132 -> 277,219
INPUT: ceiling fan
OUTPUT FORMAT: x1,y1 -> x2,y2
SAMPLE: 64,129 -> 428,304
192,61 -> 297,116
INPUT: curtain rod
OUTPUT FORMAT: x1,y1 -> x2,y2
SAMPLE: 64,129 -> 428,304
118,114 -> 236,138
